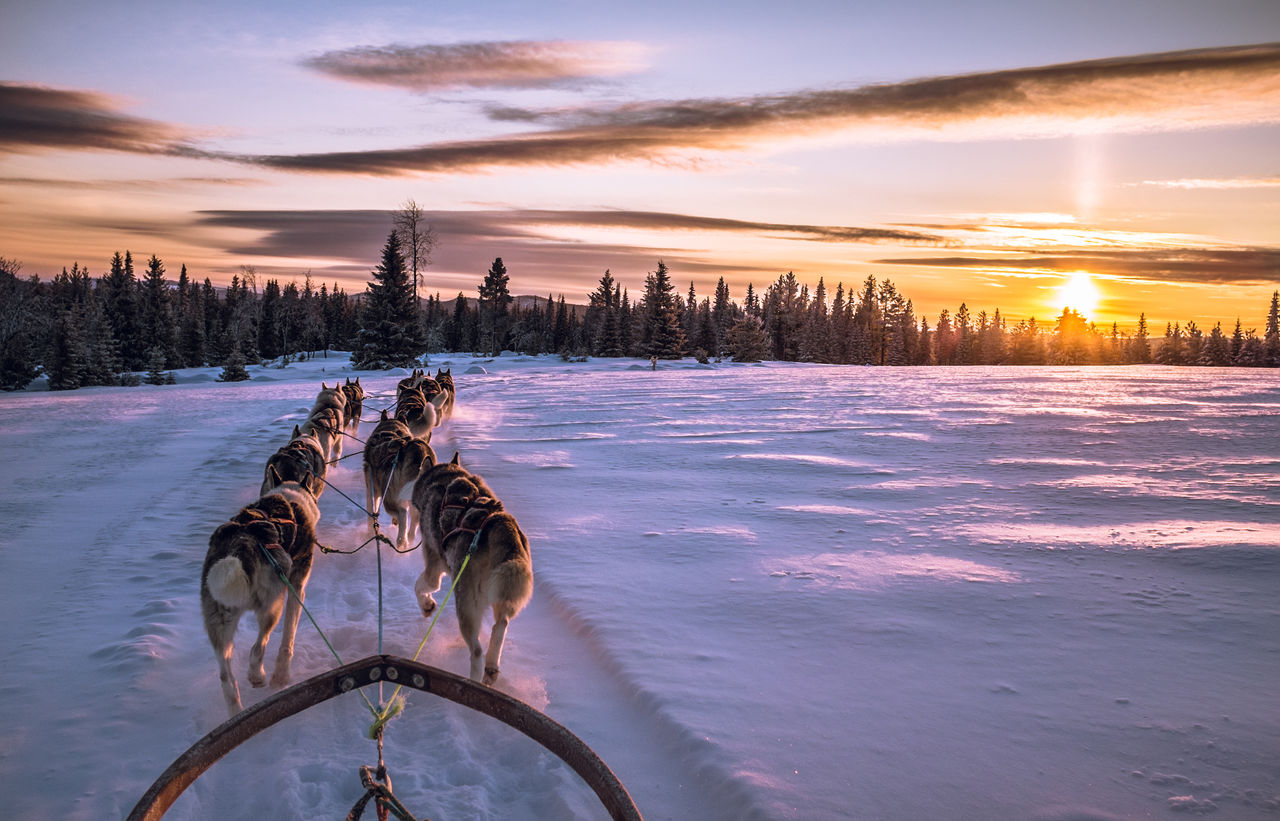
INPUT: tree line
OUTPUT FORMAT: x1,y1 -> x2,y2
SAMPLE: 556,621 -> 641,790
4,227 -> 1279,390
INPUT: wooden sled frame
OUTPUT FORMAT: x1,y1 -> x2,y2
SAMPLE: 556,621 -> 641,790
128,654 -> 643,821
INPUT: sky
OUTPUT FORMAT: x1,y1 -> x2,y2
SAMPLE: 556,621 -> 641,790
2,0 -> 1279,330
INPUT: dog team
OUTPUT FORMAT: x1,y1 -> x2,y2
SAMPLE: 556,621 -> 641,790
200,367 -> 534,715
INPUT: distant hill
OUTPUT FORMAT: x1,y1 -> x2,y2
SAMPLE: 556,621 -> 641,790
430,293 -> 587,316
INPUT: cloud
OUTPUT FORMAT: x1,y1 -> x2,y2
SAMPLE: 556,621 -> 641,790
301,40 -> 650,92
0,83 -> 193,156
188,207 -> 923,294
875,247 -> 1280,286
247,42 -> 1280,176
1134,176 -> 1280,189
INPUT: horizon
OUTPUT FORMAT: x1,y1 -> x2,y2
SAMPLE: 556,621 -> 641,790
3,1 -> 1279,332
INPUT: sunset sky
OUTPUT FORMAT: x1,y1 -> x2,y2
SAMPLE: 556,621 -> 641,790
3,0 -> 1278,331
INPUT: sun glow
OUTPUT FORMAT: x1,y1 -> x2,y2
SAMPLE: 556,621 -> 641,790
1056,272 -> 1100,318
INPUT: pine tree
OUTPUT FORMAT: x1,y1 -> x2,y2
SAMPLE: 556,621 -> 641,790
145,347 -> 169,385
354,231 -> 420,368
218,344 -> 251,382
140,254 -> 178,368
641,261 -> 685,358
1199,322 -> 1230,365
1265,291 -> 1280,366
46,309 -> 87,390
726,316 -> 769,362
478,257 -> 513,356
1129,313 -> 1151,363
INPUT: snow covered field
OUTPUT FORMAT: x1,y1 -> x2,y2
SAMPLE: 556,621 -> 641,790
1,354 -> 1278,820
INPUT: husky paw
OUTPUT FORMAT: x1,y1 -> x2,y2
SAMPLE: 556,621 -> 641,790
248,668 -> 266,688
482,667 -> 500,686
419,596 -> 437,617
269,670 -> 291,689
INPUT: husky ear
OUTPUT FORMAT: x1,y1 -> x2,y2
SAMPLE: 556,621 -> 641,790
450,451 -> 461,466
380,408 -> 389,420
268,464 -> 283,487
355,377 -> 361,386
292,424 -> 302,439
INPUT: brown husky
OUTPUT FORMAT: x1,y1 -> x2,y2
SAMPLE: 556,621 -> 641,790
340,377 -> 365,437
363,410 -> 436,549
435,368 -> 455,420
393,384 -> 437,439
301,382 -> 347,463
201,482 -> 320,715
261,425 -> 327,498
419,472 -> 533,685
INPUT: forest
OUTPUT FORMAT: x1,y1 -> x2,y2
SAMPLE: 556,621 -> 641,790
2,227 -> 1278,391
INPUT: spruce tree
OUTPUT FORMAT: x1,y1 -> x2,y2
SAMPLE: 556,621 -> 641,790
353,231 -> 420,369
46,309 -> 87,390
1129,313 -> 1152,363
140,254 -> 178,368
478,257 -> 513,356
641,261 -> 685,358
726,316 -> 769,362
218,344 -> 251,382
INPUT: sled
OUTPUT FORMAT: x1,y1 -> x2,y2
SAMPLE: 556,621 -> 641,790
127,654 -> 643,821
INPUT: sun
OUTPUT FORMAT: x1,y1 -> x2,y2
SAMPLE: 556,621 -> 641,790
1056,272 -> 1100,318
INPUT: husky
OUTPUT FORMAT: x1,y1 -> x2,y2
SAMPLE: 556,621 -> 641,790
261,425 -> 327,498
435,368 -> 455,421
301,382 -> 347,463
410,453 -> 494,582
201,482 -> 320,715
340,377 -> 365,437
418,473 -> 533,685
363,409 -> 436,549
393,384 -> 437,439
397,369 -> 426,398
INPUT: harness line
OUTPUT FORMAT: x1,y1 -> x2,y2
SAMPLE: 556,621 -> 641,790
372,523 -> 487,727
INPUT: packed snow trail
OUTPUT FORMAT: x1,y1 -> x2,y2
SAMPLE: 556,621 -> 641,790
0,369 -> 723,820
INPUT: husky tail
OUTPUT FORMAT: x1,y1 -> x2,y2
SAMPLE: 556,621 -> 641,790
206,556 -> 254,610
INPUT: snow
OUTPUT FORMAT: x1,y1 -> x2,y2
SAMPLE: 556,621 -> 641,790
2,355 -> 1279,820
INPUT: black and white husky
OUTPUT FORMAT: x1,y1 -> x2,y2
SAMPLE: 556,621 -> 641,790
201,482 -> 320,716
412,457 -> 533,685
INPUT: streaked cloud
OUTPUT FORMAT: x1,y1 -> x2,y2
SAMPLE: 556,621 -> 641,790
1133,176 -> 1280,189
0,83 -> 193,156
301,40 -> 651,92
246,42 -> 1280,176
876,247 -> 1280,286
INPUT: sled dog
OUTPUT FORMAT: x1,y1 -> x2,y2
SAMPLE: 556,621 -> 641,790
201,482 -> 320,715
394,384 -> 437,439
340,377 -> 365,436
435,368 -> 455,420
397,369 -> 426,398
410,452 -> 494,581
301,382 -> 347,463
363,410 -> 436,549
418,472 -> 533,684
261,425 -> 327,497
